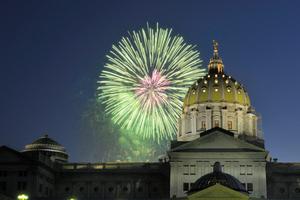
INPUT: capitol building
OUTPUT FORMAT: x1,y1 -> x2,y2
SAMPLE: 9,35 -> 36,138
0,42 -> 300,200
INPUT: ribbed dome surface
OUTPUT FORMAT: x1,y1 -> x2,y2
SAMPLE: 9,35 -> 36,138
189,162 -> 248,193
24,135 -> 66,153
32,135 -> 60,145
183,73 -> 250,107
183,40 -> 250,108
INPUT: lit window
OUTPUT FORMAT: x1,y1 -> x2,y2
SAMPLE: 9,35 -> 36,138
207,75 -> 210,78
204,80 -> 207,84
201,121 -> 206,129
235,81 -> 238,85
225,79 -> 229,84
227,87 -> 231,93
214,88 -> 218,92
222,74 -> 225,78
214,74 -> 218,78
228,76 -> 231,79
228,121 -> 232,130
202,89 -> 206,93
214,79 -> 218,84
214,120 -> 219,127
237,89 -> 241,94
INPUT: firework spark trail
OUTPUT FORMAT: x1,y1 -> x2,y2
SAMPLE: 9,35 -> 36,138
135,69 -> 170,111
98,24 -> 205,141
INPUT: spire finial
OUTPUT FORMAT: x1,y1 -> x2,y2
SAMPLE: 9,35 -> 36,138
213,40 -> 218,56
208,40 -> 224,74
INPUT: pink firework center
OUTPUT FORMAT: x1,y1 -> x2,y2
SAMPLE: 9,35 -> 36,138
135,70 -> 171,110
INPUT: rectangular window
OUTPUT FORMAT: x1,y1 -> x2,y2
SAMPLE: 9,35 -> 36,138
228,121 -> 232,129
214,120 -> 219,127
190,165 -> 196,175
183,183 -> 189,191
39,184 -> 43,193
201,121 -> 206,129
240,165 -> 245,175
252,118 -> 256,134
19,171 -> 27,177
247,165 -> 253,175
0,171 -> 7,177
247,183 -> 253,192
183,165 -> 189,175
17,182 -> 27,190
17,182 -> 21,190
22,182 -> 27,190
0,182 -> 6,191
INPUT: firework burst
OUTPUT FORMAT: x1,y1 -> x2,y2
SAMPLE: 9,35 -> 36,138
98,24 -> 205,141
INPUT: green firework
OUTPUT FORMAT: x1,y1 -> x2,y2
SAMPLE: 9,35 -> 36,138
98,24 -> 205,141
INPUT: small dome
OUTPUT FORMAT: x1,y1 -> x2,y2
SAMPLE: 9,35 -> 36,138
24,134 -> 68,163
183,41 -> 251,108
189,162 -> 248,193
31,134 -> 61,146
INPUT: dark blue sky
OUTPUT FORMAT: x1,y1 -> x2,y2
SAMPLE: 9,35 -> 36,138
1,0 -> 300,162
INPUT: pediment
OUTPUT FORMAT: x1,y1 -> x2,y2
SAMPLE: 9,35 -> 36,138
172,129 -> 265,152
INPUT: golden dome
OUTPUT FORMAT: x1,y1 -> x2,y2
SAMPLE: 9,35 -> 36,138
183,41 -> 251,107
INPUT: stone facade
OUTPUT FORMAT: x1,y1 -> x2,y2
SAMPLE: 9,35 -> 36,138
0,146 -> 169,200
169,128 -> 268,199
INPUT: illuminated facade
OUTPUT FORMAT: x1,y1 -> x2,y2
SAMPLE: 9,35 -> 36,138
0,41 -> 300,200
170,41 -> 267,199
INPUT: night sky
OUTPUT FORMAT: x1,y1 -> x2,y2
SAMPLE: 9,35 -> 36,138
1,0 -> 300,162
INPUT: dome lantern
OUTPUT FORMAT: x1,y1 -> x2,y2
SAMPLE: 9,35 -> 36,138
208,40 -> 224,74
